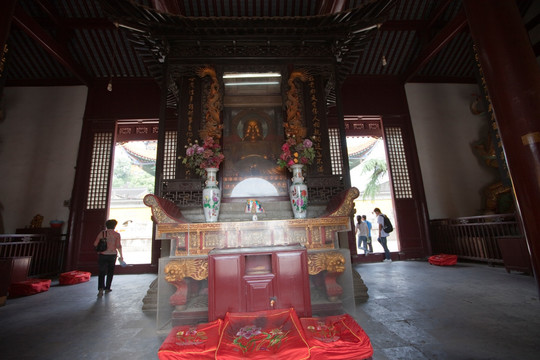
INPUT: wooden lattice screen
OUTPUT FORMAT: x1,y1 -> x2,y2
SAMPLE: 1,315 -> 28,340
329,128 -> 343,176
86,132 -> 112,209
385,127 -> 412,199
163,130 -> 177,180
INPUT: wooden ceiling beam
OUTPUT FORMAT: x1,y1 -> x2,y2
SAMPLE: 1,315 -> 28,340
381,1 -> 453,33
36,0 -> 64,28
63,18 -> 119,29
426,0 -> 453,30
317,0 -> 348,15
151,0 -> 183,15
402,9 -> 467,83
380,20 -> 427,31
12,5 -> 92,85
35,0 -> 75,44
317,0 -> 333,14
11,16 -> 117,30
330,0 -> 348,14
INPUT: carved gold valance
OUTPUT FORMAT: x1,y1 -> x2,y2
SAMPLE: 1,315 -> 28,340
162,250 -> 344,282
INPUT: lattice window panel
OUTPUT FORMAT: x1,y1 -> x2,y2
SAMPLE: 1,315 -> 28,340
329,128 -> 343,175
385,127 -> 412,199
163,131 -> 177,180
87,132 -> 112,209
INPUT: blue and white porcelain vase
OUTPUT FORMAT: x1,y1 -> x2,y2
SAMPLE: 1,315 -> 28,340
289,164 -> 308,219
202,167 -> 221,222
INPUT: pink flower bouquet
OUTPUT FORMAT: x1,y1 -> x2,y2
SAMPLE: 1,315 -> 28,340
277,137 -> 315,170
180,136 -> 224,177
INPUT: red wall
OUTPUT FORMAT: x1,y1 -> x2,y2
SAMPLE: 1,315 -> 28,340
84,78 -> 161,120
342,76 -> 410,116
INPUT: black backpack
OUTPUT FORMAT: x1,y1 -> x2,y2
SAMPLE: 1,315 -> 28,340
383,215 -> 394,233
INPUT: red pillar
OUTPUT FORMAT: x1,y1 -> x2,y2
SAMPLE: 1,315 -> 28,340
463,0 -> 540,289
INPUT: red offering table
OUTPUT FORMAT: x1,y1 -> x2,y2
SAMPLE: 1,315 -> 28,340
208,246 -> 311,321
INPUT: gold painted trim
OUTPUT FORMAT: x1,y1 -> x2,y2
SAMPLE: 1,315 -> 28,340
158,217 -> 350,234
328,187 -> 359,217
156,217 -> 350,256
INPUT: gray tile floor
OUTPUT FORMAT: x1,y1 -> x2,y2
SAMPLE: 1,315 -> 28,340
1,260 -> 539,360
355,261 -> 540,360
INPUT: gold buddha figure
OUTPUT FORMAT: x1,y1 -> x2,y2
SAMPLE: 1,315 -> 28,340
243,120 -> 263,142
226,118 -> 281,173
223,113 -> 287,197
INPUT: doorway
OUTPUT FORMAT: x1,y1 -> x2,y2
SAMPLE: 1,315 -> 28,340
109,140 -> 157,264
346,136 -> 399,255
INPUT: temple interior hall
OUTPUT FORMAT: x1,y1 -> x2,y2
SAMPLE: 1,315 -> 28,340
1,1 -> 540,359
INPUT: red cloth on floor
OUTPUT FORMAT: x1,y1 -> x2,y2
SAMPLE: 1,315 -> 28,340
428,254 -> 458,266
59,271 -> 91,285
9,279 -> 51,297
216,308 -> 310,359
300,314 -> 373,360
158,319 -> 223,360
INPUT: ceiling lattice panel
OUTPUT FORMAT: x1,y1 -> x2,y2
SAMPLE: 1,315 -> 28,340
3,0 -> 538,86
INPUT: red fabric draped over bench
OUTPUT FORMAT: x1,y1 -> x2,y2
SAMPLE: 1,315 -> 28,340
217,308 -> 310,359
158,308 -> 374,359
158,319 -> 223,360
301,314 -> 373,360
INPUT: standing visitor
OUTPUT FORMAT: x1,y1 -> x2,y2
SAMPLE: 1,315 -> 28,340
94,219 -> 124,297
355,215 -> 369,256
373,208 -> 392,262
362,215 -> 373,253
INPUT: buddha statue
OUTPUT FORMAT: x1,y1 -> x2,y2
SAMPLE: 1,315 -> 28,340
223,113 -> 287,197
242,120 -> 263,142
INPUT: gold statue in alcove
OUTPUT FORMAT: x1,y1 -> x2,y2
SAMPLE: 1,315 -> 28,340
242,120 -> 263,142
230,117 -> 277,174
222,110 -> 287,197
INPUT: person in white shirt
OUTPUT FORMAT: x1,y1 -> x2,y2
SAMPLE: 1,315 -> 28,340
362,215 -> 373,253
374,208 -> 392,262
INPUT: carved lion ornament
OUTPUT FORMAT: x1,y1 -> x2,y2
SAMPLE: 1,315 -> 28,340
308,251 -> 346,275
164,259 -> 208,282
